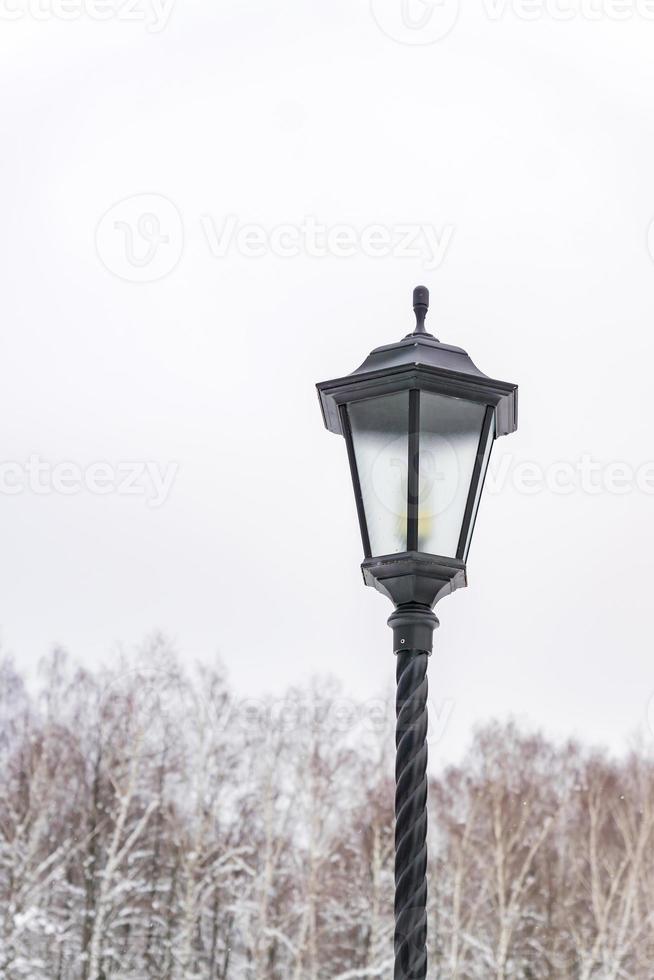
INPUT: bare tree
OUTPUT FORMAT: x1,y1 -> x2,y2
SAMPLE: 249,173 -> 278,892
2,648 -> 654,980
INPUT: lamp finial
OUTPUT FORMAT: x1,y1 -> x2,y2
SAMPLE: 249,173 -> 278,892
412,285 -> 429,334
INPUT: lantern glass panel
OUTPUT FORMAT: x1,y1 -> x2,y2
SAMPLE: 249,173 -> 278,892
348,391 -> 409,557
417,392 -> 487,557
460,412 -> 495,561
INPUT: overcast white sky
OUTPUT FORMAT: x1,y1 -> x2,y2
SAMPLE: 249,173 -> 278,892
1,0 -> 654,765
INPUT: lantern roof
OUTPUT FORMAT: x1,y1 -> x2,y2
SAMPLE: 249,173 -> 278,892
317,286 -> 518,439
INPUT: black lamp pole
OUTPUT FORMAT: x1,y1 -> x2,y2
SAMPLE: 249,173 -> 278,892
393,642 -> 431,978
389,595 -> 438,979
316,287 -> 518,980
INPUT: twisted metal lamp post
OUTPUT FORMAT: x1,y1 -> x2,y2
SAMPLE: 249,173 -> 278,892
316,286 -> 518,980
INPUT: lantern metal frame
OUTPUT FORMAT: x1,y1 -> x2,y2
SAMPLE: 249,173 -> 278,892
317,288 -> 517,615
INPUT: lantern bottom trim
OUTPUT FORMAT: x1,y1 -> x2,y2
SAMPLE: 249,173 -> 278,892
361,551 -> 467,609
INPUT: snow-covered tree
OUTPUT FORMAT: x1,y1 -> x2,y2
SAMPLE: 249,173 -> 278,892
2,647 -> 653,979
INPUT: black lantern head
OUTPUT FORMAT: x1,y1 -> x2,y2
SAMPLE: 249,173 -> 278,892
316,286 -> 518,609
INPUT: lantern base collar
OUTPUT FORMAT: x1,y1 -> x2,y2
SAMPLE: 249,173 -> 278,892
387,603 -> 440,655
361,552 -> 467,609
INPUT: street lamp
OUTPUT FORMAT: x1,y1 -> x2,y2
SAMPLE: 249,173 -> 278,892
316,286 -> 518,980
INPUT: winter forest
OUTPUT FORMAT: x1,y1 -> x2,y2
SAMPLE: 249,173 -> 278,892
2,640 -> 654,980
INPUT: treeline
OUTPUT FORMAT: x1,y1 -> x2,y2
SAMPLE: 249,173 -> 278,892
1,640 -> 654,979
